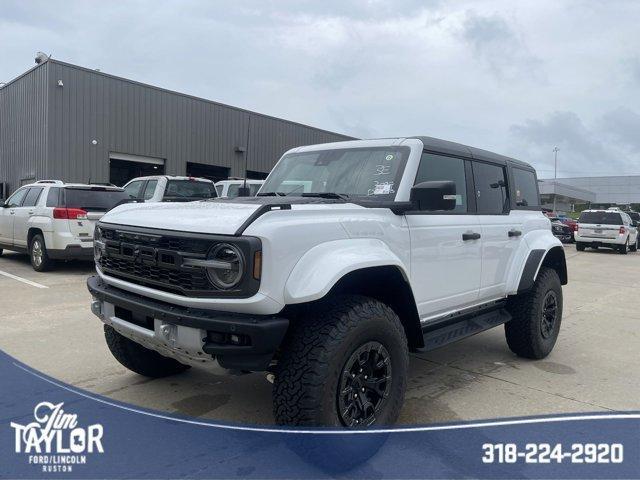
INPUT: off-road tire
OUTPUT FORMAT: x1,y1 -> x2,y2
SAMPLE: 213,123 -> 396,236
273,295 -> 409,427
104,325 -> 190,377
575,242 -> 586,251
505,267 -> 562,359
29,234 -> 54,272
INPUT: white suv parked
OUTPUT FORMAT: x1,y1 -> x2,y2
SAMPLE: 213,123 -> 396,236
122,176 -> 217,202
88,136 -> 567,428
0,181 -> 129,271
575,209 -> 639,253
215,179 -> 264,198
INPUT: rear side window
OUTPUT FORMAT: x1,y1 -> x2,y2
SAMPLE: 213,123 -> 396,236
473,162 -> 508,214
415,153 -> 468,212
22,187 -> 44,207
578,211 -> 623,225
63,188 -> 130,211
164,180 -> 217,200
512,168 -> 539,207
46,187 -> 62,207
143,180 -> 158,200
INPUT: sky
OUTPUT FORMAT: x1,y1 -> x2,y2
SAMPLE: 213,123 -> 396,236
1,0 -> 639,178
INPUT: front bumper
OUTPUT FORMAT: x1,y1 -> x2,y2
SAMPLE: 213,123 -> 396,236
87,276 -> 289,371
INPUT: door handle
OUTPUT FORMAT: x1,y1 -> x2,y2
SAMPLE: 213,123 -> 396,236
9,210 -> 15,215
462,232 -> 481,241
28,210 -> 35,215
508,229 -> 522,237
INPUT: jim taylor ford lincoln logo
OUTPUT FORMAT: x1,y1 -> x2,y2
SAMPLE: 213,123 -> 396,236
10,401 -> 104,473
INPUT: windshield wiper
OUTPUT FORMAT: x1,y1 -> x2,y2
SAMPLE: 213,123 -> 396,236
257,192 -> 287,197
300,192 -> 350,200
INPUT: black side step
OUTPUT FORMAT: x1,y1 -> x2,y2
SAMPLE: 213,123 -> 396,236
418,308 -> 512,352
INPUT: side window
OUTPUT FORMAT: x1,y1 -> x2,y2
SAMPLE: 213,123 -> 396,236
512,168 -> 539,207
123,181 -> 144,199
415,152 -> 468,212
473,162 -> 508,214
46,187 -> 62,207
5,188 -> 28,207
22,187 -> 44,207
143,180 -> 158,200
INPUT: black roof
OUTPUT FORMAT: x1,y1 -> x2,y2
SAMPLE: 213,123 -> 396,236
409,136 -> 533,170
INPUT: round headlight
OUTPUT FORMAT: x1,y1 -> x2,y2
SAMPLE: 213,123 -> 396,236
206,243 -> 244,289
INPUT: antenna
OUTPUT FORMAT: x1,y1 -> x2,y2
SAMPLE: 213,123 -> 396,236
238,116 -> 251,196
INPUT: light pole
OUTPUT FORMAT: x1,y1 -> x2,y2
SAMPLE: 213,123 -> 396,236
553,146 -> 559,213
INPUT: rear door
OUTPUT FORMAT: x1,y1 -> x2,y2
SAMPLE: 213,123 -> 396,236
13,187 -> 44,248
406,152 -> 481,319
473,162 -> 522,301
63,187 -> 129,240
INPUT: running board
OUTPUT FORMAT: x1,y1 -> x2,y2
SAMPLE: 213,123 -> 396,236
418,308 -> 512,352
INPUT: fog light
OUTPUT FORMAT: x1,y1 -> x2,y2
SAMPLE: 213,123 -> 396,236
91,300 -> 103,318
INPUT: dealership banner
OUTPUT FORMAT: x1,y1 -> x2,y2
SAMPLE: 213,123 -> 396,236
1,349 -> 637,479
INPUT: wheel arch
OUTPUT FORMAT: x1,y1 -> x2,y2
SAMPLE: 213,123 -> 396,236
27,227 -> 44,246
517,246 -> 567,293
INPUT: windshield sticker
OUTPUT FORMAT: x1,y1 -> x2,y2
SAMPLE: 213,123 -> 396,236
385,154 -> 394,161
375,165 -> 392,176
370,182 -> 395,195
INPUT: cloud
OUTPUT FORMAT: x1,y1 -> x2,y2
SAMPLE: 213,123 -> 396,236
461,11 -> 543,80
510,110 -> 640,178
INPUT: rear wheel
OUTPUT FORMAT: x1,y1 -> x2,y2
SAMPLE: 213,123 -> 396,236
104,325 -> 190,377
0,248 -> 3,256
505,268 -> 563,359
273,295 -> 408,428
619,239 -> 629,255
576,242 -> 586,251
630,238 -> 637,252
29,234 -> 54,271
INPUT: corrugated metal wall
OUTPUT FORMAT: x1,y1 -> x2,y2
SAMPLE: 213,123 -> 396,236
0,63 -> 49,195
42,60 -> 353,184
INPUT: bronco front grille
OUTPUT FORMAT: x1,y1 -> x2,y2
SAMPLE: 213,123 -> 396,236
96,224 -> 261,298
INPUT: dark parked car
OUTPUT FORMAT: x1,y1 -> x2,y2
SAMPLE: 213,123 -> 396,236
549,218 -> 573,243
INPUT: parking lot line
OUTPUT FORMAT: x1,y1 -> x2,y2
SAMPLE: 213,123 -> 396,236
0,270 -> 49,289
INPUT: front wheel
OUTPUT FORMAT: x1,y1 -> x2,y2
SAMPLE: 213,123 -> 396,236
273,295 -> 408,428
30,234 -> 54,271
505,267 -> 563,359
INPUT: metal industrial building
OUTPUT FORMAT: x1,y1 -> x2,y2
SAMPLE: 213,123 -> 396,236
0,58 -> 352,196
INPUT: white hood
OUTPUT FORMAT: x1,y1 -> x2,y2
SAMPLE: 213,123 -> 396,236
100,201 -> 260,235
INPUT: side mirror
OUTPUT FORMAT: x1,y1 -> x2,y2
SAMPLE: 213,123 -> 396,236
410,181 -> 457,211
1,201 -> 9,208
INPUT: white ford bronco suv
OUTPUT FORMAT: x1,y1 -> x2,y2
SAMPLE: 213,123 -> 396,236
88,137 -> 567,428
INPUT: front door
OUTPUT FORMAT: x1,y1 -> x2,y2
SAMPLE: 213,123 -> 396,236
0,187 -> 28,246
407,152 -> 481,321
13,187 -> 44,248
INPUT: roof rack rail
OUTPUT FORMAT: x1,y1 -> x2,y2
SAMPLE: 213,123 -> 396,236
35,180 -> 64,185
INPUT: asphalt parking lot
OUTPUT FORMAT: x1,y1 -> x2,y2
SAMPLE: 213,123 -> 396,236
0,245 -> 638,425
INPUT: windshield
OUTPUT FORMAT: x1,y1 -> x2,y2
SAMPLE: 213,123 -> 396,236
64,188 -> 129,211
164,180 -> 217,199
260,147 -> 411,199
578,211 -> 623,225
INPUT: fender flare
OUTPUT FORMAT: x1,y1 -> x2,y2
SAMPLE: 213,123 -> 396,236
284,238 -> 409,304
517,246 -> 567,293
